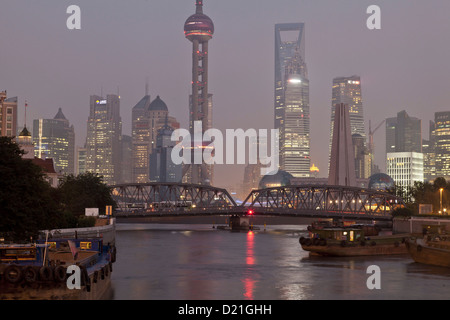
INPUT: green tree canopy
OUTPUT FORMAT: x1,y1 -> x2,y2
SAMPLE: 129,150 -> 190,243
0,137 -> 62,241
57,172 -> 116,216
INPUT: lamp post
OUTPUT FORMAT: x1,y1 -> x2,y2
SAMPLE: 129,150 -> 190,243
440,188 -> 444,214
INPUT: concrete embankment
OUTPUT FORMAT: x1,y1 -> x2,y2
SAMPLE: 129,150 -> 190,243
393,216 -> 450,234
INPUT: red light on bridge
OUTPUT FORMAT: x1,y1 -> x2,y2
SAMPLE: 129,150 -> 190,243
247,209 -> 254,215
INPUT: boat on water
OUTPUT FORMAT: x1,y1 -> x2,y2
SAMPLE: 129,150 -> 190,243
406,225 -> 450,268
299,220 -> 410,257
0,219 -> 116,300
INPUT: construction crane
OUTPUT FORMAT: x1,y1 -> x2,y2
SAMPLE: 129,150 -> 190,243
368,119 -> 385,171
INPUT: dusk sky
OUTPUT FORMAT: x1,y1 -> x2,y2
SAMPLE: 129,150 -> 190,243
1,0 -> 450,190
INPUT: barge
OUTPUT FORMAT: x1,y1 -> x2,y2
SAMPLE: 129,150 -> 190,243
0,219 -> 116,300
299,221 -> 410,257
406,225 -> 450,268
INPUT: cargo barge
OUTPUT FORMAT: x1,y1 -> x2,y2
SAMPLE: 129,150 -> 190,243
406,225 -> 450,268
299,220 -> 410,257
0,218 -> 116,300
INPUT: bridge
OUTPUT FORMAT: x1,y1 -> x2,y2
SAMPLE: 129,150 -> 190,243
110,183 -> 405,221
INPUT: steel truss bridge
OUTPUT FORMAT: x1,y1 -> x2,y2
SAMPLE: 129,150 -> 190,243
110,183 -> 404,221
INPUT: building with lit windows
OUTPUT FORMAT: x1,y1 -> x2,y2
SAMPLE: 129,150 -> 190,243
330,76 -> 364,139
131,94 -> 179,183
386,152 -> 424,192
275,23 -> 310,177
329,76 -> 365,170
434,111 -> 450,179
385,110 -> 422,154
85,94 -> 122,185
149,120 -> 182,183
76,146 -> 87,175
33,108 -> 75,174
0,91 -> 18,137
353,133 -> 372,179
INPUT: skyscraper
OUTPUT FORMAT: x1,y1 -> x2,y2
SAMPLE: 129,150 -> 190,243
329,76 -> 365,166
434,111 -> 450,179
33,108 -> 75,174
85,94 -> 122,185
131,94 -> 151,183
149,120 -> 182,183
385,110 -> 423,190
131,94 -> 179,183
385,110 -> 422,154
0,91 -> 18,137
275,23 -> 310,177
183,0 -> 214,185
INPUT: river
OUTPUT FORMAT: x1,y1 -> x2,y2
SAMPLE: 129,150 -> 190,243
109,222 -> 450,300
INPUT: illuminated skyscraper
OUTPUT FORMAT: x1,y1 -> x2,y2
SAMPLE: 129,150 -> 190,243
183,0 -> 214,185
33,108 -> 75,174
149,120 -> 182,183
275,23 -> 310,177
329,76 -> 364,164
434,111 -> 450,179
131,94 -> 179,183
85,94 -> 122,185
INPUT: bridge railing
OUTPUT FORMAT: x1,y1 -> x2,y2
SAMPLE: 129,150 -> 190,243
110,182 -> 238,215
241,185 -> 404,219
109,183 -> 405,220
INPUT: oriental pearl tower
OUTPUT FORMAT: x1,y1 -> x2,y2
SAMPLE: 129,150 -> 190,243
183,0 -> 214,185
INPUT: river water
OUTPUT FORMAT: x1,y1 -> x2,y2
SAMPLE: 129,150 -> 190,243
109,223 -> 450,300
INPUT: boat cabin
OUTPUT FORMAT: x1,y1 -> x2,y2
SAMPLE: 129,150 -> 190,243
0,244 -> 47,265
309,227 -> 365,243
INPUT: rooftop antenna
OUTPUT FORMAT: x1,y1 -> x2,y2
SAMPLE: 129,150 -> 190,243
24,100 -> 28,128
145,77 -> 149,96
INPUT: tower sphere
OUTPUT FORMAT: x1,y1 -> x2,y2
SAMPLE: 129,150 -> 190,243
184,2 -> 214,42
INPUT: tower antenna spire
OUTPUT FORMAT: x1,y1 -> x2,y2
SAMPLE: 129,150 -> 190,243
196,0 -> 203,14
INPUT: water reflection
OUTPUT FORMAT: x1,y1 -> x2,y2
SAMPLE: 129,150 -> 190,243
243,231 -> 256,299
111,224 -> 450,300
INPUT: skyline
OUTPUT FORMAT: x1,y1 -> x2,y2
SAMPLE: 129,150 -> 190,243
1,0 -> 450,189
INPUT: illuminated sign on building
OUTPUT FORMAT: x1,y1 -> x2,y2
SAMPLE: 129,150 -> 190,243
96,100 -> 107,105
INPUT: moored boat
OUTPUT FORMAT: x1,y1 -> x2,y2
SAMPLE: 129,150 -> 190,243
0,219 -> 116,300
406,235 -> 450,268
299,221 -> 410,257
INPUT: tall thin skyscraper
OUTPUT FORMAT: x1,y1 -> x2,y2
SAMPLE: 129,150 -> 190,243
183,0 -> 214,185
434,111 -> 450,178
275,23 -> 310,177
86,94 -> 122,185
131,94 -> 152,183
329,76 -> 364,165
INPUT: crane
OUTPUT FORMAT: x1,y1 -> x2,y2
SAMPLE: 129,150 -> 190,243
368,119 -> 385,171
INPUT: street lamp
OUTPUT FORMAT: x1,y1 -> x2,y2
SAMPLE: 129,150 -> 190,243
440,188 -> 444,214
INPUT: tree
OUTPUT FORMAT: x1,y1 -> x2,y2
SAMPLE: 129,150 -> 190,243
57,172 -> 116,216
0,137 -> 63,241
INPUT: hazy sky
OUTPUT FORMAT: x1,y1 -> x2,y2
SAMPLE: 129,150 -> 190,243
1,0 -> 450,190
